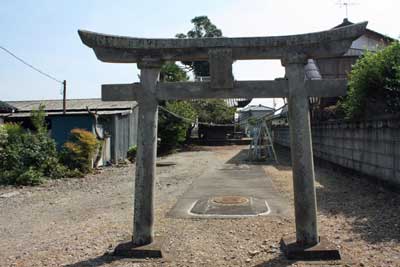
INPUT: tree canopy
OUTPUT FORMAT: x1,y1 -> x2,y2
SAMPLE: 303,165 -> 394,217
159,63 -> 188,82
340,41 -> 400,119
191,99 -> 236,124
176,16 -> 223,77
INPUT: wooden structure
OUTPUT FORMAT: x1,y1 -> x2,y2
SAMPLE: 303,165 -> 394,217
79,22 -> 367,259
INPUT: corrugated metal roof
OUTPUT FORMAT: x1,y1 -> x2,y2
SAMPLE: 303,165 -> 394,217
0,101 -> 16,112
5,98 -> 137,112
5,110 -> 132,118
224,98 -> 251,108
239,104 -> 274,112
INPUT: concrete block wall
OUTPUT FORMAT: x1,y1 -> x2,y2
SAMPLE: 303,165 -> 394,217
273,117 -> 400,187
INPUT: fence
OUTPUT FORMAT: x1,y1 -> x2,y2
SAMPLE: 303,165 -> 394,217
273,116 -> 400,187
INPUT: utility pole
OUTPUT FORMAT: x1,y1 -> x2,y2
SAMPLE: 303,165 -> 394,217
63,80 -> 67,114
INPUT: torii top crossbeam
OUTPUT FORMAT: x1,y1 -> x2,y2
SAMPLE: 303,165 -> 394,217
79,22 -> 367,97
78,22 -> 367,63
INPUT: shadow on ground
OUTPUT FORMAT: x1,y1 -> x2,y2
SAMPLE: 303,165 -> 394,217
64,253 -> 295,267
63,253 -> 115,267
63,253 -> 161,267
253,255 -> 295,267
224,148 -> 291,169
227,145 -> 400,244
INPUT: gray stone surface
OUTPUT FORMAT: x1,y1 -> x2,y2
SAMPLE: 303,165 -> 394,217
132,65 -> 161,246
78,22 -> 367,62
209,48 -> 233,88
285,59 -> 319,246
102,79 -> 348,101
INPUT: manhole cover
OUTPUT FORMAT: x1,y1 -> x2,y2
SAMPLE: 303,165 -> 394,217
211,196 -> 249,205
189,196 -> 270,216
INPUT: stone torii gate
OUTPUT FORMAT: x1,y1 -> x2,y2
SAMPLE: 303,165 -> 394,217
79,22 -> 367,260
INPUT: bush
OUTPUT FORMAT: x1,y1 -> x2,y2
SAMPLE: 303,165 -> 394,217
0,126 -> 7,163
0,122 -> 65,185
31,104 -> 47,134
0,106 -> 90,185
15,167 -> 43,186
127,145 -> 137,163
61,128 -> 99,173
158,101 -> 196,152
340,41 -> 400,119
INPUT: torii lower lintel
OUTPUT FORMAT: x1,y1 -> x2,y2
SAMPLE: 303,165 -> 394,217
101,79 -> 347,101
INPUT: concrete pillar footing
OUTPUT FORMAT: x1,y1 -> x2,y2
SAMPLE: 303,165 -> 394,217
113,237 -> 164,259
280,236 -> 341,261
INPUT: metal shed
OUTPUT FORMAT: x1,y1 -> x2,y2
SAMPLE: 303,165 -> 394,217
0,99 -> 138,164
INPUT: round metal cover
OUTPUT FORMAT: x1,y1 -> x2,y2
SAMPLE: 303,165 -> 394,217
211,196 -> 249,205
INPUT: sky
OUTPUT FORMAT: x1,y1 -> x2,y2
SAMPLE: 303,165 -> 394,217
1,0 -> 399,108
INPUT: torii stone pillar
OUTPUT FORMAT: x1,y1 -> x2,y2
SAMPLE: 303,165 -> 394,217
111,60 -> 164,258
132,60 -> 162,246
284,55 -> 319,245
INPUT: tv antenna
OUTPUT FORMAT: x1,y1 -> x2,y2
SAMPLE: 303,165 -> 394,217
336,0 -> 359,19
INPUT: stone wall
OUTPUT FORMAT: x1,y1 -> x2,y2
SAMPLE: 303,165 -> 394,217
273,116 -> 400,187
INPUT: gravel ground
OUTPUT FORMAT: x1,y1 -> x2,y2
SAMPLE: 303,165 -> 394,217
0,145 -> 399,267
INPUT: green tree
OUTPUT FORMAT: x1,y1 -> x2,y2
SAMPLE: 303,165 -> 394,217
158,100 -> 196,152
191,99 -> 235,124
340,41 -> 400,119
158,61 -> 194,152
176,16 -> 223,77
160,63 -> 189,82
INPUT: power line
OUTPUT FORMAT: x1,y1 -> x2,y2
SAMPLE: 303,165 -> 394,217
158,105 -> 235,127
158,103 -> 287,127
0,45 -> 63,84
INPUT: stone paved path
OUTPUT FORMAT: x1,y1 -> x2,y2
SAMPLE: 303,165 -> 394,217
169,149 -> 289,218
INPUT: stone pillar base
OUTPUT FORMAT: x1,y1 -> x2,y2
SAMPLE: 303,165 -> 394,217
280,236 -> 340,261
114,237 -> 163,258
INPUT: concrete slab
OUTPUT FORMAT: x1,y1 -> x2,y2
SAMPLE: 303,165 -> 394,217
280,236 -> 341,261
168,149 -> 289,218
114,237 -> 164,258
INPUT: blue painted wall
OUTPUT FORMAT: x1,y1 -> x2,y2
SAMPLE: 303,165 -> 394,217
50,115 -> 93,149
